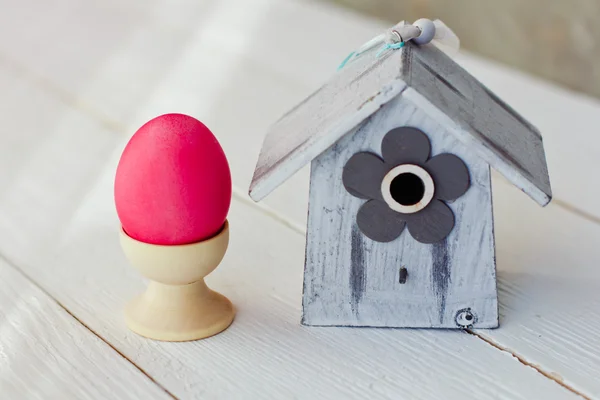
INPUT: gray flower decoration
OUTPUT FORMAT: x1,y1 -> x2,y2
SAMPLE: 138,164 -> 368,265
342,127 -> 470,244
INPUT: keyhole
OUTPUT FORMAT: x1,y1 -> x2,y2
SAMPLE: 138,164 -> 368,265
399,267 -> 408,284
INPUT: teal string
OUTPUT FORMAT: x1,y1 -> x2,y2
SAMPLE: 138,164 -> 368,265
337,42 -> 405,71
375,41 -> 405,57
337,51 -> 356,71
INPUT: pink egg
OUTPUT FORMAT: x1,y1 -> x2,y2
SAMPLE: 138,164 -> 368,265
115,114 -> 231,245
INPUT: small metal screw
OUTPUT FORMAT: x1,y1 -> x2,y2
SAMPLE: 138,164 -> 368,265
455,308 -> 477,328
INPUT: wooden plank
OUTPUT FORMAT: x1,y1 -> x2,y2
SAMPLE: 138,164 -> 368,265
402,43 -> 552,206
0,259 -> 171,400
453,51 -> 600,220
0,165 -> 579,398
118,6 -> 600,387
0,0 -> 574,217
2,0 -> 595,220
474,181 -> 600,399
243,166 -> 600,397
0,55 -> 579,393
0,0 -> 596,397
248,47 -> 407,201
249,40 -> 552,207
304,95 -> 498,328
0,59 -> 172,399
485,271 -> 600,398
0,0 -> 206,125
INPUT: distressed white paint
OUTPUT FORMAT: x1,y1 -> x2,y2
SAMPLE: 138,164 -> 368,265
0,54 -> 577,395
250,42 -> 551,207
402,44 -> 552,206
304,95 -> 497,328
0,0 -> 598,398
249,46 -> 408,201
0,180 -> 578,399
0,259 -> 171,400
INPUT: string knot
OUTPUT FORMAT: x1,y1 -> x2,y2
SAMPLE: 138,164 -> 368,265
336,19 -> 459,71
375,42 -> 405,58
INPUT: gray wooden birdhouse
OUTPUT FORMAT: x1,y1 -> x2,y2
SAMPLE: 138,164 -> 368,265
249,36 -> 551,329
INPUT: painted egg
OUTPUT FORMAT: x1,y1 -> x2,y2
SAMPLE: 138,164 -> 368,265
115,113 -> 231,245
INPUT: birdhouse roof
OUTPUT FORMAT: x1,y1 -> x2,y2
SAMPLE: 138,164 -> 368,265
249,43 -> 552,206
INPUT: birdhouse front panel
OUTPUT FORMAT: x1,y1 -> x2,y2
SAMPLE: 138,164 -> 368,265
302,95 -> 498,329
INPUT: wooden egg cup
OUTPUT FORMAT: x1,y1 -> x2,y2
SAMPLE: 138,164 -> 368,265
120,221 -> 234,342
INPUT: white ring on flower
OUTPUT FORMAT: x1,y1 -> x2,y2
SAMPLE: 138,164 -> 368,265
381,164 -> 435,214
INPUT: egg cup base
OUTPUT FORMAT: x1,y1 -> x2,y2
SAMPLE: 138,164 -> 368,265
124,283 -> 235,342
120,220 -> 235,341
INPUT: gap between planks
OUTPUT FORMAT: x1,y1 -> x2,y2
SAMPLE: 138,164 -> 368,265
465,330 -> 590,400
231,187 -> 588,400
0,53 -> 123,135
0,47 -> 596,398
552,198 -> 600,227
0,252 -> 179,400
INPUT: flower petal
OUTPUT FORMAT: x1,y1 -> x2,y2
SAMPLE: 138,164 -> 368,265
357,200 -> 406,242
343,152 -> 387,200
426,153 -> 470,201
406,200 -> 455,244
381,127 -> 431,166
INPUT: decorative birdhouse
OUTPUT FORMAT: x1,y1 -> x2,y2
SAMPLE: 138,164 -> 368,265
248,23 -> 552,329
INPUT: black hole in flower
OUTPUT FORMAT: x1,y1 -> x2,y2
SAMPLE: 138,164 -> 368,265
465,314 -> 473,321
390,173 -> 425,206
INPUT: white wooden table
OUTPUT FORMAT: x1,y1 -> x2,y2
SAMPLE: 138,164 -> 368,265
0,0 -> 599,399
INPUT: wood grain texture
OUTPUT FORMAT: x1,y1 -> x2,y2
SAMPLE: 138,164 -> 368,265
0,179 -> 578,399
0,259 -> 171,400
452,52 -> 600,221
90,0 -> 592,222
486,271 -> 600,398
2,0 -> 590,219
253,160 -> 600,397
128,0 -> 598,395
402,43 -> 552,206
0,59 -> 578,395
250,41 -> 551,208
248,46 -> 407,201
303,94 -> 498,328
476,182 -> 600,399
0,0 -> 598,397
